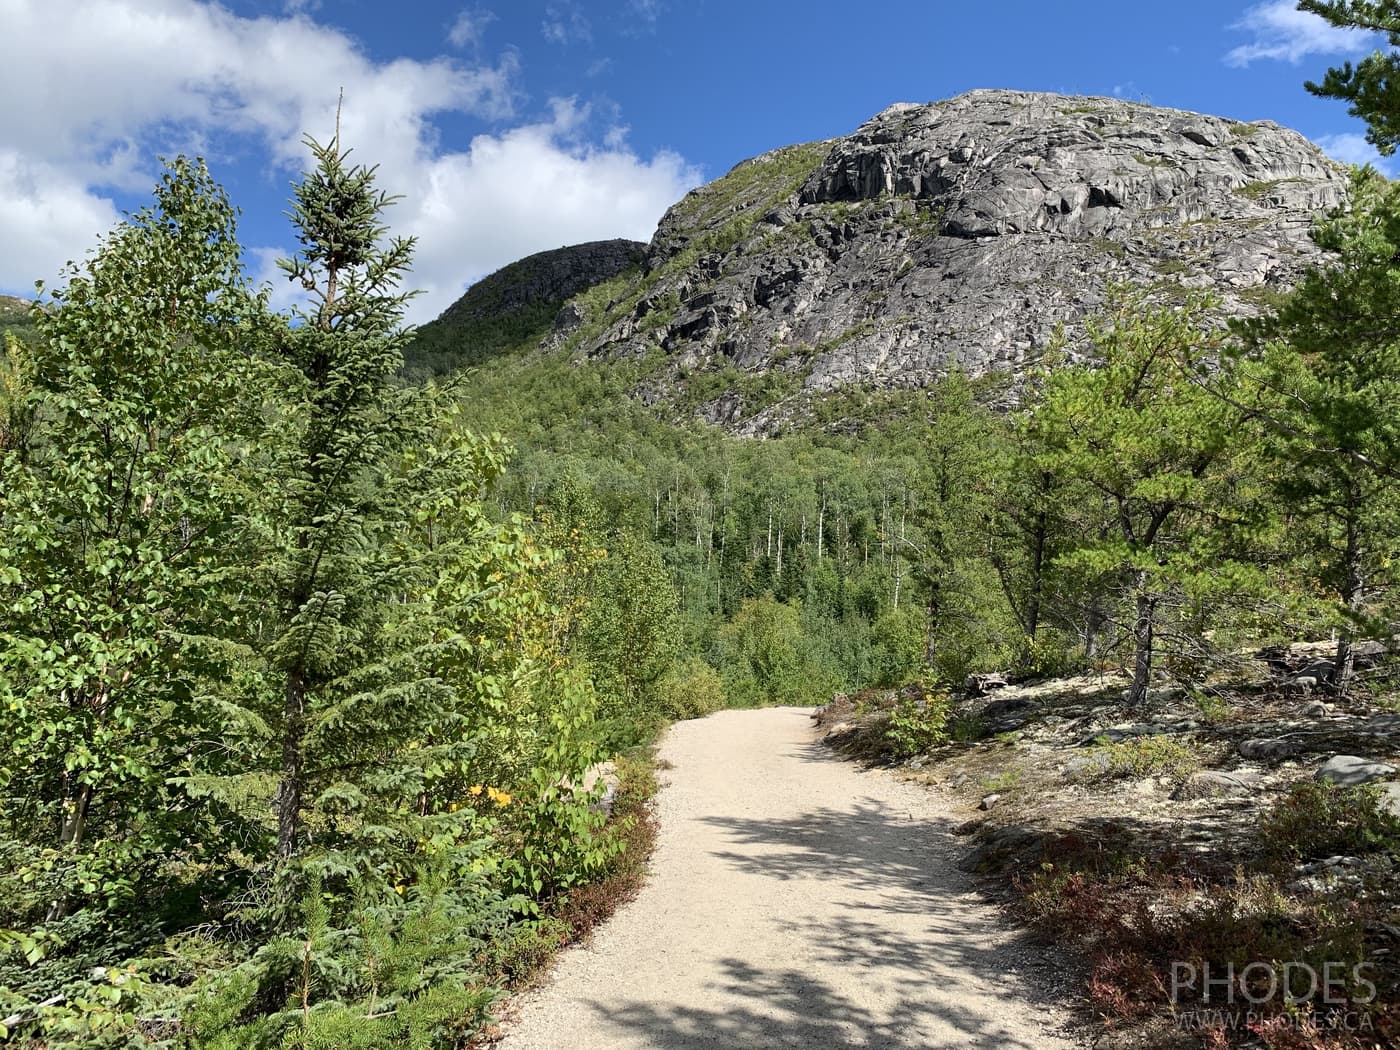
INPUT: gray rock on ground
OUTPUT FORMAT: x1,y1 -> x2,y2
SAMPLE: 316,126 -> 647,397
1314,754 -> 1398,787
1376,782 -> 1400,819
1172,770 -> 1264,801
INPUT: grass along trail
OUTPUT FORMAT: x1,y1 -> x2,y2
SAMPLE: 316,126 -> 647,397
497,706 -> 1082,1049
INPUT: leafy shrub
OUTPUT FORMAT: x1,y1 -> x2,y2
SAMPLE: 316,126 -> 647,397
883,688 -> 951,759
1083,735 -> 1200,783
657,657 -> 726,720
1260,781 -> 1400,863
869,606 -> 925,686
478,918 -> 571,986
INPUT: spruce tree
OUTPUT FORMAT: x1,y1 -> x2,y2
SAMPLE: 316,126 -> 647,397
260,126 -> 419,863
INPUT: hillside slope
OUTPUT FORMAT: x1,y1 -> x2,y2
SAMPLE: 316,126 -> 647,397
404,239 -> 645,375
533,89 -> 1346,433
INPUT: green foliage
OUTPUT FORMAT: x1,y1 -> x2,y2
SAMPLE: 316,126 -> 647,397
0,157 -> 269,927
0,331 -> 34,456
715,595 -> 834,706
883,688 -> 951,759
1026,291 -> 1261,703
1260,780 -> 1400,862
0,141 -> 637,1048
1301,0 -> 1400,155
869,606 -> 926,686
656,657 -> 727,720
1231,167 -> 1400,692
583,534 -> 682,745
1081,736 -> 1200,783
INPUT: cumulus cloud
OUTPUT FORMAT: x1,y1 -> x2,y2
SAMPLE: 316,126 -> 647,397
1314,131 -> 1396,173
400,99 -> 698,320
1225,0 -> 1378,66
0,0 -> 700,322
0,152 -> 120,292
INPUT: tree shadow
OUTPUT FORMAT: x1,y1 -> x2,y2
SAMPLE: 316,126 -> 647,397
579,765 -> 1080,1048
590,952 -> 1072,1049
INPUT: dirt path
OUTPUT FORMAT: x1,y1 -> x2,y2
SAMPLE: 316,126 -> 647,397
498,707 -> 1083,1049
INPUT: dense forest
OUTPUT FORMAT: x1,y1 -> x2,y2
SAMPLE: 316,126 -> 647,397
433,175 -> 1399,746
1,3 -> 1399,1043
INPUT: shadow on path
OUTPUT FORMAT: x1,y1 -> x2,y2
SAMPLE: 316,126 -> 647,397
591,953 -> 1059,1050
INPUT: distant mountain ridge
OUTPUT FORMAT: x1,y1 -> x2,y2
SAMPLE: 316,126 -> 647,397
413,90 -> 1350,430
403,239 -> 645,375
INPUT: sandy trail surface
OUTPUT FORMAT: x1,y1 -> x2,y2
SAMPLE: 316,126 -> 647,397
498,706 -> 1082,1049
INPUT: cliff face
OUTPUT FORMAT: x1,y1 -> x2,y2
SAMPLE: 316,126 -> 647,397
564,90 -> 1348,432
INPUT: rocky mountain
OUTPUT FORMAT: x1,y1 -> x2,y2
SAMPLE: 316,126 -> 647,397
404,238 -> 645,375
0,294 -> 39,347
525,90 -> 1345,433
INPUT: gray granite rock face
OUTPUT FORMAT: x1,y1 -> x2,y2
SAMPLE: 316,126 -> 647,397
575,90 -> 1349,432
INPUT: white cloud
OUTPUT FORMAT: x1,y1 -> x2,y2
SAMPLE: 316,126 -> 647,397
542,1 -> 591,45
1226,0 -> 1378,66
399,99 -> 699,321
1314,131 -> 1396,173
629,0 -> 663,24
448,8 -> 493,49
0,0 -> 700,323
0,152 -> 120,292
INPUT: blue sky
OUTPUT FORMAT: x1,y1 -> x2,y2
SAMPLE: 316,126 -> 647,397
0,0 -> 1387,322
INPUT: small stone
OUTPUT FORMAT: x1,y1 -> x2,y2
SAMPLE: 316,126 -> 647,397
1315,755 -> 1398,787
979,793 -> 1001,811
1303,700 -> 1334,717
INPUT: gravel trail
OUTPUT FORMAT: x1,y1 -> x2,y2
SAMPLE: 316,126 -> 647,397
498,706 -> 1082,1049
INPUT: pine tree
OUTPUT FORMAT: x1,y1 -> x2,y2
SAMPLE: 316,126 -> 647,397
1027,293 -> 1254,705
1301,1 -> 1400,154
1232,168 -> 1400,692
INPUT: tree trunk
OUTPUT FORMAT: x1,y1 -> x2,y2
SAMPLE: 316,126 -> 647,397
1334,495 -> 1365,697
277,667 -> 307,859
1128,574 -> 1157,706
922,578 -> 942,667
1025,505 -> 1047,644
46,781 -> 96,921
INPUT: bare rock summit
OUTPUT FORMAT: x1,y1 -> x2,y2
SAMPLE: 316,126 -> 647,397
565,90 -> 1349,432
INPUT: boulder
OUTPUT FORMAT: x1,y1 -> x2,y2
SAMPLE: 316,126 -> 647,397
1376,782 -> 1400,820
1315,755 -> 1398,788
1064,752 -> 1113,779
1238,737 -> 1301,762
1172,770 -> 1263,801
